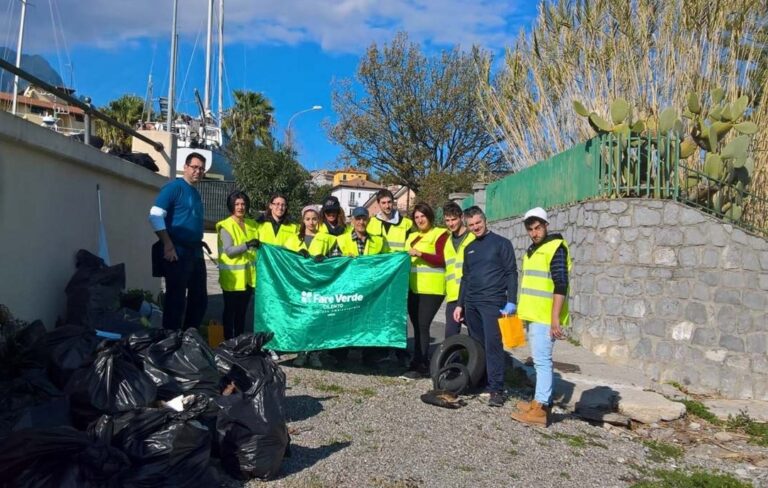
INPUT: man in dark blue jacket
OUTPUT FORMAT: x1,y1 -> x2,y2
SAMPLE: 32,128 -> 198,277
453,206 -> 518,407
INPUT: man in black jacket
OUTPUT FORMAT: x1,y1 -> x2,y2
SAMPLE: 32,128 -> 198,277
453,206 -> 518,407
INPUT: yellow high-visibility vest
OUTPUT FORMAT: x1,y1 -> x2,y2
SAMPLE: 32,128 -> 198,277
406,227 -> 448,295
216,216 -> 260,291
317,221 -> 352,236
367,215 -> 414,252
517,238 -> 572,326
444,231 -> 476,302
284,233 -> 337,257
336,232 -> 389,256
257,220 -> 299,247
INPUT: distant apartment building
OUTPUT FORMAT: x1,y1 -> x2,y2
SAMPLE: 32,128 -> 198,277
331,178 -> 383,217
310,169 -> 334,187
332,168 -> 368,187
0,86 -> 91,136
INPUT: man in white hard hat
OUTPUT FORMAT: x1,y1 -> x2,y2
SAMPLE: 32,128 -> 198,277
510,207 -> 572,427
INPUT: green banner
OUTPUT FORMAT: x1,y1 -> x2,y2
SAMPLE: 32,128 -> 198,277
253,244 -> 410,351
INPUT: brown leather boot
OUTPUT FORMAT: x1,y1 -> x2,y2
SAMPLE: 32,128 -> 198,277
510,400 -> 548,426
515,400 -> 533,412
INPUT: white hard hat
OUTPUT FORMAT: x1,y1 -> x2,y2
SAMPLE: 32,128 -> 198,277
523,207 -> 549,224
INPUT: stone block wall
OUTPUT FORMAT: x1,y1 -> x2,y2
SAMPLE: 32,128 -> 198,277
491,199 -> 768,400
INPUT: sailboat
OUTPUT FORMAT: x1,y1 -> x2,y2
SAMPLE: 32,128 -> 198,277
143,0 -> 232,180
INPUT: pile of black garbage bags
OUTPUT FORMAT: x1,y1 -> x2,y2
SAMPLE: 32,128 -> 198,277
0,315 -> 290,487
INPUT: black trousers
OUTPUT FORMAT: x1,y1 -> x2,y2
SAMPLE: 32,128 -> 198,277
162,254 -> 207,330
222,286 -> 253,339
407,292 -> 445,367
464,301 -> 506,392
444,301 -> 463,338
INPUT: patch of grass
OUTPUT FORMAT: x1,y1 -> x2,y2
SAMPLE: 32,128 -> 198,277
643,440 -> 684,463
506,448 -> 519,456
725,410 -> 768,447
680,399 -> 722,425
560,472 -> 571,480
631,469 -> 752,488
377,377 -> 400,386
540,432 -> 606,449
457,465 -> 474,472
313,381 -> 347,394
326,433 -> 352,444
566,336 -> 581,347
664,380 -> 687,392
358,387 -> 376,398
291,376 -> 302,386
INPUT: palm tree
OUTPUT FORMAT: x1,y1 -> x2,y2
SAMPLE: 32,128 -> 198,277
222,90 -> 274,147
96,94 -> 145,152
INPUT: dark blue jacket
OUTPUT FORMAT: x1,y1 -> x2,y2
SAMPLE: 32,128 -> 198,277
458,231 -> 518,306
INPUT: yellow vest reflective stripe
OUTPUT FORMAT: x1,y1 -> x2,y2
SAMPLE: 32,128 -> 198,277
444,231 -> 476,302
336,233 -> 388,256
406,227 -> 448,295
216,217 -> 260,291
517,239 -> 572,326
367,216 -> 413,251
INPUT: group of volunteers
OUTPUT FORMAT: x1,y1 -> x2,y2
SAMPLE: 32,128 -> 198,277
150,152 -> 572,427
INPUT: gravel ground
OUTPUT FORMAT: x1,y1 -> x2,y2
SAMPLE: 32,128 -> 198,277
214,355 -> 766,488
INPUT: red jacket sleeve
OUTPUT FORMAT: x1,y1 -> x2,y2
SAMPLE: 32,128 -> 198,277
419,233 -> 448,267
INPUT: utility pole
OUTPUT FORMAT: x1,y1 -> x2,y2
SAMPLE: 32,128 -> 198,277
204,0 -> 214,116
11,0 -> 28,116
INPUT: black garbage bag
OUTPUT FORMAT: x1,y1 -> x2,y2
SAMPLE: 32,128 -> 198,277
0,426 -> 129,488
0,369 -> 70,441
46,325 -> 101,388
65,342 -> 157,429
91,395 -> 217,488
213,333 -> 289,480
65,249 -> 125,327
0,319 -> 48,377
214,332 -> 275,391
126,329 -> 172,359
142,328 -> 221,400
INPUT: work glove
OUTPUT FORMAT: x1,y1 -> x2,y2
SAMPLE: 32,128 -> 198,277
499,302 -> 517,316
298,249 -> 311,258
246,239 -> 261,249
313,255 -> 326,263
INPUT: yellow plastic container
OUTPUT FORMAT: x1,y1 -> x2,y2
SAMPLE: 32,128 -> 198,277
498,314 -> 526,349
207,320 -> 225,348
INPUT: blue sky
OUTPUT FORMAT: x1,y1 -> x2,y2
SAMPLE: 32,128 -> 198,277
2,0 -> 538,170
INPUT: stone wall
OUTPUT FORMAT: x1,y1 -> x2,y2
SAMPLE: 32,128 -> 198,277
491,199 -> 768,400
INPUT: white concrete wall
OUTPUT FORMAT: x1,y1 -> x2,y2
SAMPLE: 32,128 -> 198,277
0,111 -> 166,327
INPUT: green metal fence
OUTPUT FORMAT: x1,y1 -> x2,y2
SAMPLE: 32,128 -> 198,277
463,134 -> 767,236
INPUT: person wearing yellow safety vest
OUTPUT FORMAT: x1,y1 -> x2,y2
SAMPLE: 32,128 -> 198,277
317,196 -> 350,257
256,193 -> 299,247
510,207 -> 572,427
216,191 -> 260,339
401,203 -> 449,380
367,189 -> 414,252
331,206 -> 390,367
452,206 -> 518,408
285,205 -> 337,368
442,202 -> 475,338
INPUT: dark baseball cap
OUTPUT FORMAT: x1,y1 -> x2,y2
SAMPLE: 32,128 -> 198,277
322,196 -> 341,213
352,207 -> 369,218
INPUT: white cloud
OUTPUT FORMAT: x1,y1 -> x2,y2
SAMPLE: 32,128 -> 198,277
5,0 -> 531,53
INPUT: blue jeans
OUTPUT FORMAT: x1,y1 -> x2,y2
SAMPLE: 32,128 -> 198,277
529,322 -> 555,405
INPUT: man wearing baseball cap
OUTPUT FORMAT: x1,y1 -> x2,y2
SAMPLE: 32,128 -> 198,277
510,207 -> 572,427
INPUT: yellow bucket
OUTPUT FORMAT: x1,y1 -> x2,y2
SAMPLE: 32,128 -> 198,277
498,315 -> 526,349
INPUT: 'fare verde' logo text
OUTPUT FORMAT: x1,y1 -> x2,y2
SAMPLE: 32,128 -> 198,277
300,291 -> 364,304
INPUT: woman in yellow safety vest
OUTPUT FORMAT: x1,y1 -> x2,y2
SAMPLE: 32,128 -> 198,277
256,193 -> 299,247
402,203 -> 449,379
286,205 -> 337,368
216,191 -> 260,339
317,196 -> 349,256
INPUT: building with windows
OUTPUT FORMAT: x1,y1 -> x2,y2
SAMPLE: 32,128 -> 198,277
0,86 -> 90,136
332,168 -> 368,187
330,178 -> 383,217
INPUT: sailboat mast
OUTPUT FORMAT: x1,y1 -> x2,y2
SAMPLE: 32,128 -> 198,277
204,0 -> 214,116
217,0 -> 224,127
11,0 -> 28,116
167,0 -> 178,132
